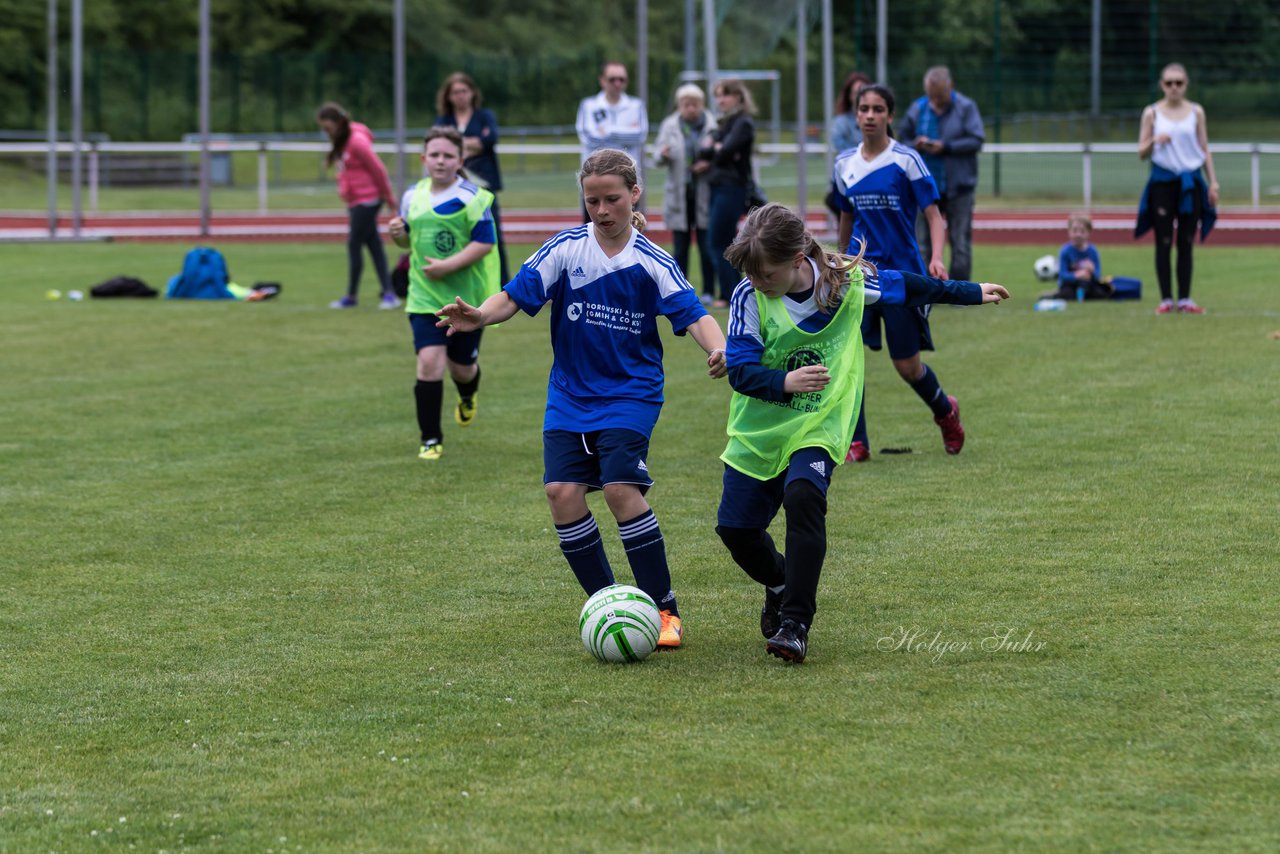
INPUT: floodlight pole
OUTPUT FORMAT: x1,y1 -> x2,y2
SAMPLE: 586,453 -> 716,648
795,0 -> 807,219
875,0 -> 887,85
46,0 -> 57,238
1090,0 -> 1101,121
684,0 -> 697,72
393,0 -> 407,193
198,0 -> 211,237
821,0 -> 833,224
702,0 -> 718,92
71,0 -> 82,237
637,0 -> 648,194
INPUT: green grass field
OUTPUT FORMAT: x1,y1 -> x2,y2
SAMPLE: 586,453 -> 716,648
1,241 -> 1277,851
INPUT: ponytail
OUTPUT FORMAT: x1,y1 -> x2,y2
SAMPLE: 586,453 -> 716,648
726,202 -> 875,309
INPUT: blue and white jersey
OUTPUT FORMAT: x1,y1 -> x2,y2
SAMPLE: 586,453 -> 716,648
399,177 -> 495,243
832,142 -> 939,274
725,258 -> 913,369
503,224 -> 708,436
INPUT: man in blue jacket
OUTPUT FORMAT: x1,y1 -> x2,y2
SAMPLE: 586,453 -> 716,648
897,66 -> 985,282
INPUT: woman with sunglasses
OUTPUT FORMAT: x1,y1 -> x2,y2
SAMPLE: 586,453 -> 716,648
1136,63 -> 1219,315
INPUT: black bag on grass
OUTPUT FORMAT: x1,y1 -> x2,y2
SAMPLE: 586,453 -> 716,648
90,276 -> 159,298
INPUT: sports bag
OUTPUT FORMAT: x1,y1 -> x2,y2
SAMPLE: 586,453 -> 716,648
166,247 -> 235,299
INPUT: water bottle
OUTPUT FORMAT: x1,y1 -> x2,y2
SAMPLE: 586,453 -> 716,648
1076,285 -> 1085,302
1034,298 -> 1067,312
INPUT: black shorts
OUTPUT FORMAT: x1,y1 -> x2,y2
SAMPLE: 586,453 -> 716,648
543,429 -> 654,493
861,303 -> 934,359
409,313 -> 483,365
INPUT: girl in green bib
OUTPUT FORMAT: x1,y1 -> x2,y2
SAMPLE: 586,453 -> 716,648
717,204 -> 1009,662
389,128 -> 500,461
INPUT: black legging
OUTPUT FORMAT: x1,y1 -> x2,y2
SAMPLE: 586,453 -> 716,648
347,201 -> 391,298
1148,180 -> 1202,302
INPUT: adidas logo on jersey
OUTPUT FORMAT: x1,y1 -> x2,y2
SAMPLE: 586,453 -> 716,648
570,266 -> 587,278
809,460 -> 826,476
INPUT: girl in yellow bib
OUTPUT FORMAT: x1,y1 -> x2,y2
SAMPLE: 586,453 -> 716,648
717,203 -> 1009,662
389,127 -> 500,460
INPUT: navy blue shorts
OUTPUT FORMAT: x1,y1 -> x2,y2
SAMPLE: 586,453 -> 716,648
861,303 -> 934,359
717,447 -> 835,529
544,429 -> 654,493
409,313 -> 483,365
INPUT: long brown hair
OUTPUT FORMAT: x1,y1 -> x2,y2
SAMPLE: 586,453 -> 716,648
316,102 -> 351,168
436,72 -> 481,119
579,149 -> 646,232
723,202 -> 870,311
714,78 -> 757,116
835,71 -> 871,115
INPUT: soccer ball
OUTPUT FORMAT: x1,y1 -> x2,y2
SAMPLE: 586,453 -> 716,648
1033,254 -> 1059,281
579,584 -> 661,663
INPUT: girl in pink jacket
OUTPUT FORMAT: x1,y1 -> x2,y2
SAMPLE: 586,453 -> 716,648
317,103 -> 400,309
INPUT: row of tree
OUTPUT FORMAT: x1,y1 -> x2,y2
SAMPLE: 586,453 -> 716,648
2,0 -> 1276,139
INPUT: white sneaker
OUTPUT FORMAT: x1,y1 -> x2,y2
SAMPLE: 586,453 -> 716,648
379,293 -> 403,310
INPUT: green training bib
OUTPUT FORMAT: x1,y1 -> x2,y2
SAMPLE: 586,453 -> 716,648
406,180 -> 500,315
721,269 -> 866,480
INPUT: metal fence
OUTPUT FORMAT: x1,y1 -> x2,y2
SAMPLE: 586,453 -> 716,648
4,139 -> 1278,218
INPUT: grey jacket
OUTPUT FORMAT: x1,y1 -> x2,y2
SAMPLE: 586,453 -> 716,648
652,109 -> 717,231
897,90 -> 985,195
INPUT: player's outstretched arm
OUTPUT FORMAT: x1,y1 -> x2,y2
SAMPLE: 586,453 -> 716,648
436,291 -> 519,335
978,283 -> 1010,304
686,314 -> 728,378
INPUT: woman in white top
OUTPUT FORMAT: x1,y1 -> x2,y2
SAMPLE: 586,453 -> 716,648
1136,63 -> 1219,315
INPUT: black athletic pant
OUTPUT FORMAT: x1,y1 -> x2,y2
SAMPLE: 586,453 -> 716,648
1148,179 -> 1202,302
717,480 -> 828,628
347,201 -> 391,299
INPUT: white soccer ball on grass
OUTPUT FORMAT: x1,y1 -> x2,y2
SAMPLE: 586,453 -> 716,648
579,584 -> 661,663
1034,254 -> 1059,281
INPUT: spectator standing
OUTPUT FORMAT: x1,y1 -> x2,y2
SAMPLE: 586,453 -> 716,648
1135,62 -> 1218,315
896,66 -> 985,282
434,72 -> 510,283
576,62 -> 648,221
317,102 -> 400,310
830,71 -> 872,154
699,78 -> 757,308
653,83 -> 718,304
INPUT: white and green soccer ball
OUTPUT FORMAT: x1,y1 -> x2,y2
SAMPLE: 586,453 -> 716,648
579,584 -> 661,663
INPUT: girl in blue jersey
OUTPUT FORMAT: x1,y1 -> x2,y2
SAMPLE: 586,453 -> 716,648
388,127 -> 499,461
832,84 -> 967,462
718,203 -> 1008,663
437,149 -> 728,649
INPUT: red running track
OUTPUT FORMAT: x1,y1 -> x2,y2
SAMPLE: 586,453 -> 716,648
3,208 -> 1278,246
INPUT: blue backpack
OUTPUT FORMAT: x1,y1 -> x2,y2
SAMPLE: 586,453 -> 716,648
167,247 -> 234,299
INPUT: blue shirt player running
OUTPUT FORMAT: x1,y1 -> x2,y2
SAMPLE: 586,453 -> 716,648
436,149 -> 728,650
833,83 -> 968,463
718,203 -> 1010,663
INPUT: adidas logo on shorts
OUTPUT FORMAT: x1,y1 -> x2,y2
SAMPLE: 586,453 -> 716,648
809,460 -> 826,476
637,458 -> 649,472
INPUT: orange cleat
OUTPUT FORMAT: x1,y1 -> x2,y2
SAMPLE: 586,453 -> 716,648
657,610 -> 683,648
